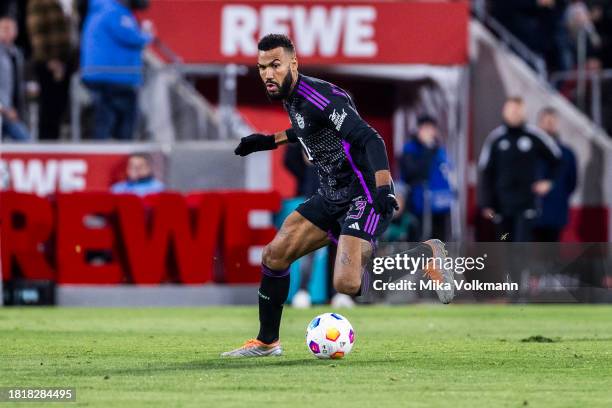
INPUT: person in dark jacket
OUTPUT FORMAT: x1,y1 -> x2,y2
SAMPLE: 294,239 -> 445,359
0,15 -> 30,141
81,0 -> 153,140
490,0 -> 571,71
27,0 -> 79,140
400,115 -> 453,241
478,97 -> 562,242
533,107 -> 577,241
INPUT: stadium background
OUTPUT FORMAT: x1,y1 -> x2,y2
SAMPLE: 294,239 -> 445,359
1,0 -> 611,306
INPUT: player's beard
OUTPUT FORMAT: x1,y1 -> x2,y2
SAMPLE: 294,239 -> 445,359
266,70 -> 293,101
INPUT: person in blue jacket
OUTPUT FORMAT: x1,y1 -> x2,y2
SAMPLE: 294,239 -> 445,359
533,107 -> 577,242
111,152 -> 164,195
400,115 -> 454,241
80,0 -> 153,140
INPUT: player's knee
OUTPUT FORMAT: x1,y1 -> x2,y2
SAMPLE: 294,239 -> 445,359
262,243 -> 291,271
333,276 -> 361,296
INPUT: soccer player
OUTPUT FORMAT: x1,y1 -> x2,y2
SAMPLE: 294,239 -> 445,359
222,34 -> 454,357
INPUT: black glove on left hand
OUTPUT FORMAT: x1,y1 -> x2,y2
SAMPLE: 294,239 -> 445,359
234,133 -> 277,156
373,185 -> 399,216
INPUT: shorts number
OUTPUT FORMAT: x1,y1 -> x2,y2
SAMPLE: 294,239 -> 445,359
347,199 -> 367,220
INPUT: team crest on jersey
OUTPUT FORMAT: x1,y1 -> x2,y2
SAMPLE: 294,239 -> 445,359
517,136 -> 533,152
295,113 -> 305,129
498,139 -> 510,151
329,109 -> 347,131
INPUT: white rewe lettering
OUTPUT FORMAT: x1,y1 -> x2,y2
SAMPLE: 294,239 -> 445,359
220,5 -> 377,58
0,160 -> 9,190
10,159 -> 58,196
59,160 -> 87,192
292,6 -> 344,57
6,159 -> 88,196
343,7 -> 377,57
221,5 -> 258,56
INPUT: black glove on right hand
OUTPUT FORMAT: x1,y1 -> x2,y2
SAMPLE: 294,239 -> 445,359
373,185 -> 399,216
234,133 -> 277,157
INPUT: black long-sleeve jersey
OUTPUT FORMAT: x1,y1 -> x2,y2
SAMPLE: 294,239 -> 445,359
478,123 -> 562,215
283,74 -> 388,204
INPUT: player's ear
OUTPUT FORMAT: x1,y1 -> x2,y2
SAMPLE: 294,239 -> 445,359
291,53 -> 298,70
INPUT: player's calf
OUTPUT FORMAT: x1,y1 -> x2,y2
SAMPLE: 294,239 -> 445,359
333,275 -> 361,296
334,235 -> 373,296
262,243 -> 292,271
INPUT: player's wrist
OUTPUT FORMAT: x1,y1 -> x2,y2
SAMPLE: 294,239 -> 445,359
284,128 -> 297,143
374,170 -> 392,188
259,134 -> 278,150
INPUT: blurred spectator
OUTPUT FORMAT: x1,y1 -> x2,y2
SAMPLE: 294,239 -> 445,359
490,0 -> 573,72
381,182 -> 417,242
591,1 -> 612,68
111,152 -> 164,195
566,1 -> 602,69
81,0 -> 153,140
0,15 -> 30,141
478,97 -> 562,242
533,107 -> 577,241
399,115 -> 453,241
27,0 -> 79,140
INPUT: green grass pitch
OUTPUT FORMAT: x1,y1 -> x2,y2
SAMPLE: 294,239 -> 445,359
2,305 -> 612,407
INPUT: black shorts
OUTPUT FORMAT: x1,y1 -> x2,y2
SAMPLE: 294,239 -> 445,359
296,193 -> 392,243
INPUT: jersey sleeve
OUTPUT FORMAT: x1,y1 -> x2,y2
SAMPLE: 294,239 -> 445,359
285,128 -> 299,143
312,84 -> 390,172
316,86 -> 366,142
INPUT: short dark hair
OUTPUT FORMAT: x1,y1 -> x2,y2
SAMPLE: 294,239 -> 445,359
539,106 -> 558,117
0,14 -> 17,22
257,34 -> 295,54
417,114 -> 437,127
506,96 -> 524,104
129,152 -> 153,164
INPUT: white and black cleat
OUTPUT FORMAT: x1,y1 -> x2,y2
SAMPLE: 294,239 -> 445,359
424,239 -> 455,304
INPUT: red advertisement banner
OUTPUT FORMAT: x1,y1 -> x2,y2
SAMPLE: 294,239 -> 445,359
144,0 -> 469,65
0,147 -> 163,196
1,191 -> 280,284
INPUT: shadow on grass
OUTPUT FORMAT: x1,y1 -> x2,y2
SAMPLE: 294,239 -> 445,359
56,357 -> 395,378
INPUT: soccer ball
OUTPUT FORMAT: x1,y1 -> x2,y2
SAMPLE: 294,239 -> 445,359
306,313 -> 355,359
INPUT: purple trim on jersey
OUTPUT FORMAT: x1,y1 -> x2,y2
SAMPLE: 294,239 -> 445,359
331,87 -> 348,97
342,141 -> 373,203
364,209 -> 375,233
327,230 -> 338,245
299,81 -> 330,104
363,209 -> 374,232
360,268 -> 370,296
368,214 -> 380,235
298,84 -> 329,108
262,264 -> 290,278
297,89 -> 325,110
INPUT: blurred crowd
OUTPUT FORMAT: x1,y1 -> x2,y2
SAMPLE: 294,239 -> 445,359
0,0 -> 152,142
283,100 -> 576,245
487,0 -> 612,72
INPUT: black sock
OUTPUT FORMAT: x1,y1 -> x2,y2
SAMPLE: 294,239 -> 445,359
256,265 -> 290,344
